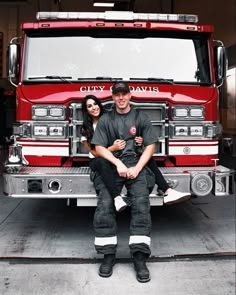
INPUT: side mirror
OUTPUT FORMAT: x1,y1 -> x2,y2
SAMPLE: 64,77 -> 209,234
8,42 -> 20,86
214,44 -> 228,86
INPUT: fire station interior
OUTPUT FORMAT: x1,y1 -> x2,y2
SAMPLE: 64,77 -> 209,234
0,0 -> 235,174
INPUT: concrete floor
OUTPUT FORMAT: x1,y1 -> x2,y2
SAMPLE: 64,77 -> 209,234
0,193 -> 235,259
0,259 -> 235,295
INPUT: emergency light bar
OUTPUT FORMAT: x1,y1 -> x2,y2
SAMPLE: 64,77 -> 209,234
36,11 -> 198,23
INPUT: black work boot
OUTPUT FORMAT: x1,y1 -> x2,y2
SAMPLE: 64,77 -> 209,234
99,254 -> 116,277
133,251 -> 150,283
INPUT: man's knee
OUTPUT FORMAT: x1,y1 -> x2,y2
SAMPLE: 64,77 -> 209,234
93,206 -> 116,234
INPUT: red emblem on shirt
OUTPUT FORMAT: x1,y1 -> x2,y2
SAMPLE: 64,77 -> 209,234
129,126 -> 137,136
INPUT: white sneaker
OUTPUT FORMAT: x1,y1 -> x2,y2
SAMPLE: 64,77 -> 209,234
114,196 -> 127,212
164,189 -> 191,205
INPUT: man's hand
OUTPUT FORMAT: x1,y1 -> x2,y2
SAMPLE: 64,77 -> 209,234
126,166 -> 141,179
116,160 -> 128,177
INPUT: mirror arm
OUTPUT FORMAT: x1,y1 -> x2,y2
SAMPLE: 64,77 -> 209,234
8,37 -> 22,87
213,39 -> 224,46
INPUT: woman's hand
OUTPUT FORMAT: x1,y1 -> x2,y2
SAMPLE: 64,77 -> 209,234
135,136 -> 143,146
110,139 -> 126,152
126,166 -> 141,179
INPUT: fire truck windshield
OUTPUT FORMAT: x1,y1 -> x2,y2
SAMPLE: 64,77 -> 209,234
23,29 -> 211,84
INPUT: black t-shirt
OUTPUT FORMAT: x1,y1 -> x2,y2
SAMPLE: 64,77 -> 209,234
91,108 -> 157,157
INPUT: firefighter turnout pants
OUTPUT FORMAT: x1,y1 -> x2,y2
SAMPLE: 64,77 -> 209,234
93,155 -> 155,257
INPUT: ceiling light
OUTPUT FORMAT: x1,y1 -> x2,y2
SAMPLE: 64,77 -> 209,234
93,1 -> 115,7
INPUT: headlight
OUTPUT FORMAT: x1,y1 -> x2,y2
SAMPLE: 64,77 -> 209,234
175,126 -> 188,136
190,108 -> 204,117
172,106 -> 205,120
171,122 -> 221,139
174,125 -> 203,137
49,107 -> 64,117
33,124 -> 66,138
49,126 -> 64,136
34,108 -> 48,117
174,108 -> 188,117
34,125 -> 48,136
32,105 -> 66,120
190,126 -> 203,136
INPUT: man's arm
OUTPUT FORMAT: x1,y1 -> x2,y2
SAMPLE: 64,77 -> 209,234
95,145 -> 128,177
127,143 -> 155,179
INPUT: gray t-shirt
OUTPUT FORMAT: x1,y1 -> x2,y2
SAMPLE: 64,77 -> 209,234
91,108 -> 157,157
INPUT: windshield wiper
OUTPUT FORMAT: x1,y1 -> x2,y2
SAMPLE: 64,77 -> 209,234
130,77 -> 175,84
28,76 -> 72,83
77,77 -> 123,81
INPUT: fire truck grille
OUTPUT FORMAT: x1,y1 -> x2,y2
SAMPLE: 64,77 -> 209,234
69,101 -> 168,157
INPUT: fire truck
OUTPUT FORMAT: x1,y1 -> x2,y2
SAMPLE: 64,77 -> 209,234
3,11 -> 235,206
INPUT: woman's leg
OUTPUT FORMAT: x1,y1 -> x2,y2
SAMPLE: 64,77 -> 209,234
147,157 -> 169,193
90,157 -> 120,199
90,157 -> 127,211
147,157 -> 191,204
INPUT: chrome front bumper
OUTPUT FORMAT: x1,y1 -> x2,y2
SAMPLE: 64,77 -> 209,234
3,166 -> 235,206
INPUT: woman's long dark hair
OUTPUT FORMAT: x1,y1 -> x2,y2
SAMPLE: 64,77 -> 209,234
81,95 -> 104,147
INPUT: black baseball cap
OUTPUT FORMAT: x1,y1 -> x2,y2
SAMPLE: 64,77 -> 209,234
112,81 -> 130,94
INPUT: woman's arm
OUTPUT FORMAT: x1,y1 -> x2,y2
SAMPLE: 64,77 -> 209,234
108,139 -> 126,152
82,139 -> 126,157
82,140 -> 98,157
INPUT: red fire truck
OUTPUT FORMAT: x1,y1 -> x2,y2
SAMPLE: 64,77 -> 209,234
3,11 -> 235,206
